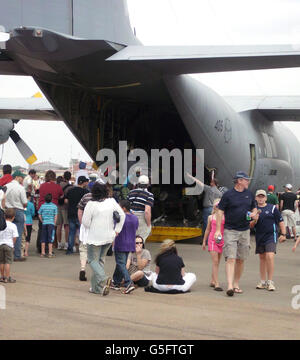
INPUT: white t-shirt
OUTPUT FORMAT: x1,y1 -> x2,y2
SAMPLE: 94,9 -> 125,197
0,221 -> 19,248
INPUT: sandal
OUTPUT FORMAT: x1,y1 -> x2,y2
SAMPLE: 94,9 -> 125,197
233,287 -> 243,294
214,287 -> 223,292
3,277 -> 8,283
0,277 -> 5,282
210,282 -> 215,288
40,254 -> 46,258
7,277 -> 16,283
226,289 -> 234,297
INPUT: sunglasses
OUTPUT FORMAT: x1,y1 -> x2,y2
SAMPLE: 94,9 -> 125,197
136,242 -> 143,245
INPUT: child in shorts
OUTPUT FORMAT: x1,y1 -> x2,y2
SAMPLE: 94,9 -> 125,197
0,208 -> 18,283
202,198 -> 224,291
38,193 -> 57,258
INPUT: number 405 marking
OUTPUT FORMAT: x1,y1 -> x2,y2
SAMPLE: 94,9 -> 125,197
291,286 -> 300,310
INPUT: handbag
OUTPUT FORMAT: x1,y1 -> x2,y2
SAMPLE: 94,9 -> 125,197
0,208 -> 7,231
113,210 -> 120,223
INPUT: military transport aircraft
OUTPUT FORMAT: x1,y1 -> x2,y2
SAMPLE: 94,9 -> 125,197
1,0 -> 300,195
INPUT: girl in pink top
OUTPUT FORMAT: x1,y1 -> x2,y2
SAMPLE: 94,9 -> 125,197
202,199 -> 225,291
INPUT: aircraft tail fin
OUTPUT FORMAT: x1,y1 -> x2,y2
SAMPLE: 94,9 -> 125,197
0,0 -> 139,45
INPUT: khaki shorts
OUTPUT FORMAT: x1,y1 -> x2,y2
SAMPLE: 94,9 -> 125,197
132,212 -> 152,243
0,244 -> 14,264
79,242 -> 87,263
282,210 -> 296,228
223,229 -> 250,260
56,207 -> 69,226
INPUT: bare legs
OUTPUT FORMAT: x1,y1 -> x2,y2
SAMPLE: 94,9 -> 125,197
259,253 -> 274,281
210,252 -> 222,287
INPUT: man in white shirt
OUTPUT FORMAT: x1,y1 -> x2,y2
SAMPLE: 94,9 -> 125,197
5,170 -> 27,261
23,169 -> 37,197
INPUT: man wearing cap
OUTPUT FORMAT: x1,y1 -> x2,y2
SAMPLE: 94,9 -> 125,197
250,190 -> 286,291
267,185 -> 279,209
215,171 -> 257,296
5,170 -> 28,261
65,176 -> 90,254
280,184 -> 298,240
127,175 -> 154,243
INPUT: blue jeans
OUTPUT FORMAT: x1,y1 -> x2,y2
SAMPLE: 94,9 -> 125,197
113,251 -> 131,287
87,243 -> 111,294
67,217 -> 80,253
202,206 -> 213,236
13,209 -> 25,259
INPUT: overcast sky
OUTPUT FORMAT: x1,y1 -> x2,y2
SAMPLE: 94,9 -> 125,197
1,0 -> 300,167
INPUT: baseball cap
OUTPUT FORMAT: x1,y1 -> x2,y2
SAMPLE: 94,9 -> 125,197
138,175 -> 149,185
233,171 -> 251,180
89,173 -> 98,180
268,185 -> 274,191
12,170 -> 26,178
78,176 -> 89,184
255,189 -> 267,197
284,184 -> 293,190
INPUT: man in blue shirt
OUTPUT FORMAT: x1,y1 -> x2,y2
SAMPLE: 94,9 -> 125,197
250,190 -> 286,291
215,171 -> 257,297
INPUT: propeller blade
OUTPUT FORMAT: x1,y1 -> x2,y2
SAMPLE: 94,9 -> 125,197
10,130 -> 37,165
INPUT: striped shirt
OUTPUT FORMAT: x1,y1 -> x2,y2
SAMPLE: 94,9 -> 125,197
38,202 -> 57,225
127,188 -> 154,213
77,192 -> 93,211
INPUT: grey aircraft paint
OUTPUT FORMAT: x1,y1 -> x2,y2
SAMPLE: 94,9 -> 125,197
0,0 -> 300,191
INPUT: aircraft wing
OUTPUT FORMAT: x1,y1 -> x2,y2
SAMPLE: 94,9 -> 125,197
0,97 -> 59,120
107,44 -> 300,74
224,95 -> 300,121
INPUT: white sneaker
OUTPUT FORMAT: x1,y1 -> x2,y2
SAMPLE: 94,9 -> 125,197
73,246 -> 77,253
267,280 -> 276,291
64,243 -> 68,250
58,243 -> 63,250
256,280 -> 267,289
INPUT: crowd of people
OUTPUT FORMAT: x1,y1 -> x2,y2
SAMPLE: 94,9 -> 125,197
0,164 -> 196,295
0,164 -> 298,298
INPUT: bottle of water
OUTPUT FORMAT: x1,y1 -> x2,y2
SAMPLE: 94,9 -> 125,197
216,235 -> 222,244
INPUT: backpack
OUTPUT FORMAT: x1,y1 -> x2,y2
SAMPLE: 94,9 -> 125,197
58,183 -> 73,206
0,208 -> 6,231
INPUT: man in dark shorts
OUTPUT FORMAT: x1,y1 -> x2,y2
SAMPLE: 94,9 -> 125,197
215,171 -> 257,297
251,190 -> 286,291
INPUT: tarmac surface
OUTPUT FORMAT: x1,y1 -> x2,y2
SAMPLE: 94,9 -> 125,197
1,224 -> 300,340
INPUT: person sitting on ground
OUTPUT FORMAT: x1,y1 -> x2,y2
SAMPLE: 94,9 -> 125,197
126,235 -> 152,288
111,200 -> 138,294
24,192 -> 35,257
38,193 -> 57,258
151,239 -> 196,293
202,198 -> 224,291
250,190 -> 286,292
0,208 -> 18,283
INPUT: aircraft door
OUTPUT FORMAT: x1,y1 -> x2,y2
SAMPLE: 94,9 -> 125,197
248,144 -> 256,185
